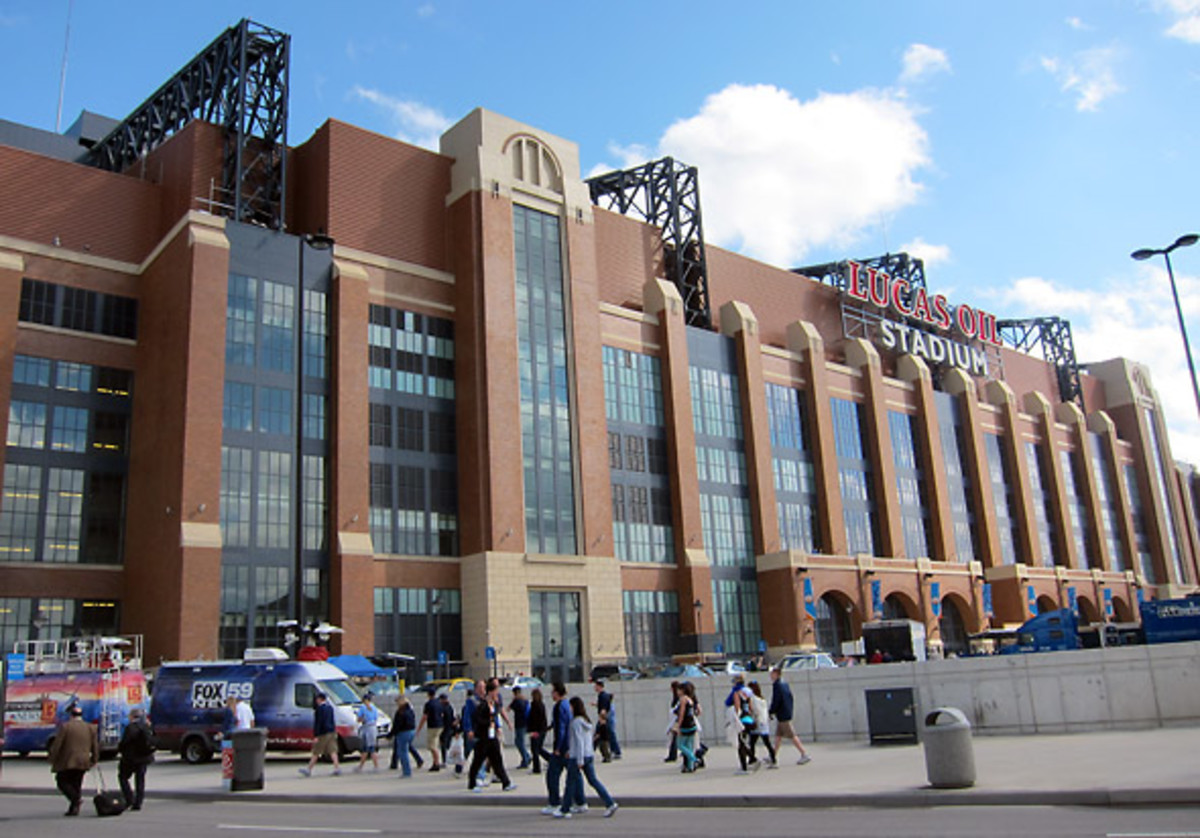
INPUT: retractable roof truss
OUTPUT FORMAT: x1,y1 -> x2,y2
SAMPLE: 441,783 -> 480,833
996,316 -> 1084,409
792,251 -> 928,299
587,157 -> 711,328
86,18 -> 290,230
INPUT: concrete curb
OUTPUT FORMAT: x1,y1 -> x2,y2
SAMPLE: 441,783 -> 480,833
2,784 -> 1197,809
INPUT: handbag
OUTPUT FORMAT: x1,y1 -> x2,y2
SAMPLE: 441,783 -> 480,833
92,765 -> 126,818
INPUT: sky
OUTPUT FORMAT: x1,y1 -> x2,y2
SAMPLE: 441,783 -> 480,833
3,1 -> 1200,461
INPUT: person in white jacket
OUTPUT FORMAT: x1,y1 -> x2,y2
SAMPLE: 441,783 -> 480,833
748,681 -> 778,767
554,696 -> 618,819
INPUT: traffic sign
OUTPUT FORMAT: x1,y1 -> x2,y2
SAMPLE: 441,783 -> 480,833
437,650 -> 448,665
485,646 -> 496,661
4,653 -> 25,682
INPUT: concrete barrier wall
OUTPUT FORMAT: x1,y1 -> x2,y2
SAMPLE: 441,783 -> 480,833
578,642 -> 1200,747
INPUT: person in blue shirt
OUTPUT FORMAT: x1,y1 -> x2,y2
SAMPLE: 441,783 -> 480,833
592,680 -> 622,761
354,693 -> 381,773
299,692 -> 341,777
540,681 -> 583,815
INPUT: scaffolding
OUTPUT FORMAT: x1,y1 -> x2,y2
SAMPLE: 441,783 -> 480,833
587,157 -> 711,328
997,316 -> 1084,409
86,19 -> 290,230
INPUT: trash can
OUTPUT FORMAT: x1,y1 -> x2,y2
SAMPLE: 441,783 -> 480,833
922,707 -> 975,788
864,687 -> 918,745
230,728 -> 267,792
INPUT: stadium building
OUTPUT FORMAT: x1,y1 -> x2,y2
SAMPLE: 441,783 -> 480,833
0,20 -> 1198,677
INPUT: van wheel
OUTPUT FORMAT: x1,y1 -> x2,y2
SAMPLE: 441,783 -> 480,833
337,736 -> 349,759
182,736 -> 213,765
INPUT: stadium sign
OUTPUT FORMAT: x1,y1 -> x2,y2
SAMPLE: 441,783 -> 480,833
843,260 -> 1000,376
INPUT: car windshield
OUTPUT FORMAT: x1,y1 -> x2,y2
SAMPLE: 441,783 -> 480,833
320,679 -> 361,705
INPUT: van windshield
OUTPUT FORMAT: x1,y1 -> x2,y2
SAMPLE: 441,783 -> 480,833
320,679 -> 360,705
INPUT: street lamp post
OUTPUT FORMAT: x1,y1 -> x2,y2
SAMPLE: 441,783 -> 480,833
1132,234 -> 1200,421
432,593 -> 442,680
692,599 -> 703,662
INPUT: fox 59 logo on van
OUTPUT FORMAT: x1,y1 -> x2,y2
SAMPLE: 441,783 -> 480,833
191,680 -> 254,710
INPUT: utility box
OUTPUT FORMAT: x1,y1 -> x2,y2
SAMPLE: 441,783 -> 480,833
230,728 -> 267,792
864,687 -> 918,745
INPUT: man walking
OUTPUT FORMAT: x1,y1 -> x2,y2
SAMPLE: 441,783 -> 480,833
298,692 -> 341,777
465,680 -> 516,793
592,679 -> 621,761
540,682 -> 579,815
413,687 -> 444,772
508,685 -> 532,769
769,666 -> 812,764
117,707 -> 155,811
49,704 -> 98,816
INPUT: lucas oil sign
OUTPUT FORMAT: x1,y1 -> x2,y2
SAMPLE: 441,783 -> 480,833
191,680 -> 254,709
842,260 -> 1000,376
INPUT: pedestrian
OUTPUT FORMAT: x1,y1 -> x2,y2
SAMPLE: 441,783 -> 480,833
554,696 -> 618,819
539,682 -> 578,815
228,695 -> 255,731
465,679 -> 516,793
462,680 -> 486,784
390,696 -> 417,777
672,681 -> 702,773
768,666 -> 812,765
117,707 -> 155,811
747,681 -> 778,767
527,687 -> 549,774
354,692 -> 382,772
48,704 -> 99,817
438,693 -> 456,767
298,692 -> 342,777
663,681 -> 681,763
508,685 -> 531,769
726,674 -> 760,773
592,679 -> 622,761
413,687 -> 444,772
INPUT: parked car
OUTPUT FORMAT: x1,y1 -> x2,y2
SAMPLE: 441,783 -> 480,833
778,652 -> 839,671
588,665 -> 642,682
707,659 -> 748,675
508,675 -> 545,690
649,663 -> 711,680
409,677 -> 475,696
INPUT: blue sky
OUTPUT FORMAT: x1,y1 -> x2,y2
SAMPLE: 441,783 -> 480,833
3,1 -> 1200,461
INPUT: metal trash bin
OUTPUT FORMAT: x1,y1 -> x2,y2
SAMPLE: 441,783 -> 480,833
922,707 -> 975,788
230,728 -> 267,792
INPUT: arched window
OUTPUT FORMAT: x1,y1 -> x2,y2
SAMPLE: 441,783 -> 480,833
814,593 -> 853,654
939,597 -> 969,657
507,136 -> 563,194
1036,595 -> 1059,614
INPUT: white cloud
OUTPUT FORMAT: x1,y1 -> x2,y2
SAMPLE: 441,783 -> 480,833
996,269 -> 1200,465
1040,46 -> 1124,112
1161,0 -> 1200,43
416,3 -> 436,18
899,237 -> 951,268
603,83 -> 930,268
1065,16 -> 1090,31
899,44 -> 951,84
350,86 -> 451,150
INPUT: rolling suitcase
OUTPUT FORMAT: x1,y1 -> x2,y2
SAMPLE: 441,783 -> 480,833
92,765 -> 126,817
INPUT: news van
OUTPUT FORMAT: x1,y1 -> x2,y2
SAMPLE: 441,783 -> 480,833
3,635 -> 150,757
150,649 -> 382,764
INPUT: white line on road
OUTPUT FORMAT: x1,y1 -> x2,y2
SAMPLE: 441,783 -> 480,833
1107,833 -> 1200,837
218,826 -> 382,834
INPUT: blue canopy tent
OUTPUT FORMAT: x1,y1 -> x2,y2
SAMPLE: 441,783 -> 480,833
327,654 -> 394,678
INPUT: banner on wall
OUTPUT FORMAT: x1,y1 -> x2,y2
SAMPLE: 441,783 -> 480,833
982,583 -> 993,618
930,582 -> 941,618
1067,586 -> 1078,613
803,577 -> 817,620
870,579 -> 882,619
1103,588 -> 1114,618
1027,585 -> 1037,617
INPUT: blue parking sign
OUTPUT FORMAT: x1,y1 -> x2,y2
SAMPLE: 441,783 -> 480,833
5,653 -> 24,681
437,650 -> 448,665
485,646 -> 496,661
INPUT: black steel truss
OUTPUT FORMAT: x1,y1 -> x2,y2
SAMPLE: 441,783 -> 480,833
86,19 -> 290,230
996,316 -> 1084,409
587,157 -> 711,328
792,251 -> 928,301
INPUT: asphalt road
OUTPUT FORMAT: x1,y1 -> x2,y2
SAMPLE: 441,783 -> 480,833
1,797 -> 1199,838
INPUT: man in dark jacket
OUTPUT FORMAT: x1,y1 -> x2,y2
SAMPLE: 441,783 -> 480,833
298,692 -> 341,777
769,667 -> 812,764
539,682 -> 579,815
465,679 -> 515,792
508,686 -> 531,769
49,704 -> 99,816
117,707 -> 155,810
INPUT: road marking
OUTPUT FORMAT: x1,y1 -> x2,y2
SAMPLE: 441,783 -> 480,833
219,826 -> 382,834
1107,833 -> 1200,837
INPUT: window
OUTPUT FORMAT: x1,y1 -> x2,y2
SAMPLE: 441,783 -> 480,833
19,279 -> 137,339
256,386 -> 292,435
224,383 -> 254,433
7,401 -> 46,449
768,383 -> 817,553
50,407 -> 88,453
935,392 -> 976,563
890,411 -> 930,559
832,397 -> 876,556
1026,442 -> 1058,567
984,433 -> 1021,566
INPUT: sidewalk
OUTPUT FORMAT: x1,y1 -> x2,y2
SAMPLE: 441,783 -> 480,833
3,726 -> 1198,809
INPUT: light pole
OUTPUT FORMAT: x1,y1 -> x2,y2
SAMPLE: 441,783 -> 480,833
432,593 -> 442,680
692,599 -> 703,662
1132,234 -> 1200,420
294,233 -> 334,634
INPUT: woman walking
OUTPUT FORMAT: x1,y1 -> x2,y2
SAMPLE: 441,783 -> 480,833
527,688 -> 550,775
672,681 -> 701,773
555,696 -> 618,818
354,692 -> 382,773
390,696 -> 417,777
748,681 -> 778,767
